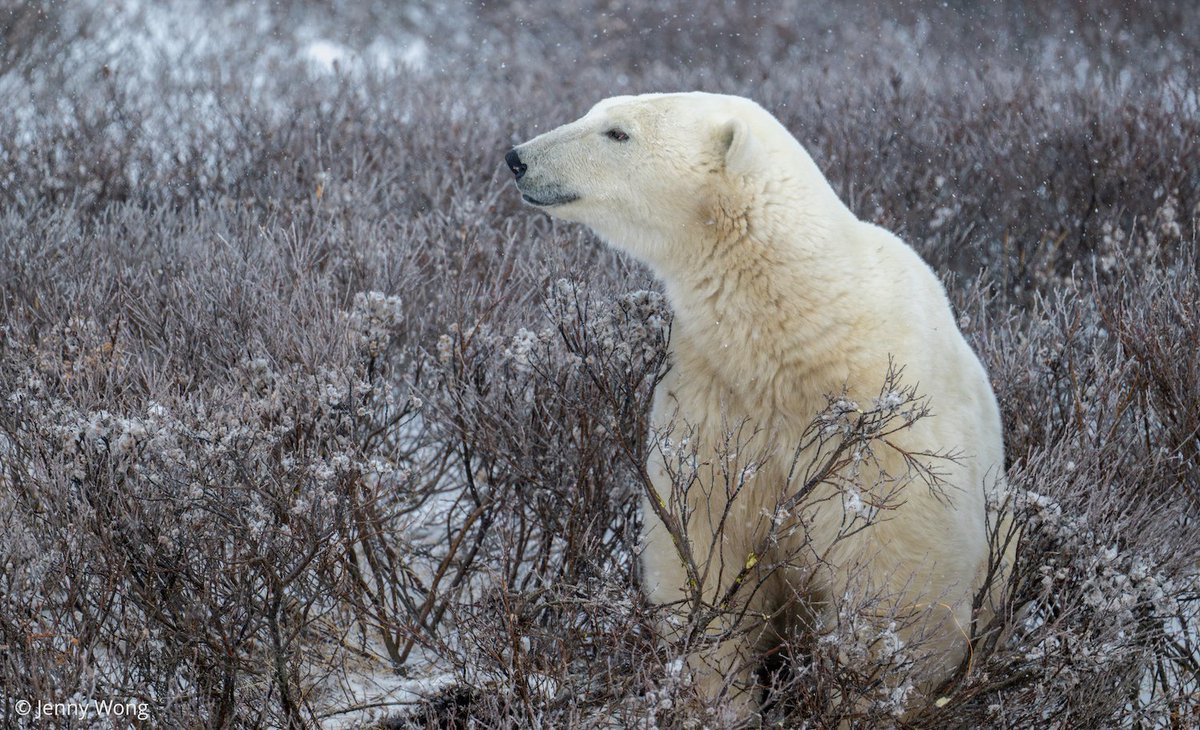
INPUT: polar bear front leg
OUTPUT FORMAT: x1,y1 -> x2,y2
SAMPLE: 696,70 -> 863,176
640,488 -> 769,721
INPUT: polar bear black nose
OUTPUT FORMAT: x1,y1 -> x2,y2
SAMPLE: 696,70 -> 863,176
505,149 -> 527,180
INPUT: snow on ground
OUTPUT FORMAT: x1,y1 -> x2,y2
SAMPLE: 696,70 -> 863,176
91,0 -> 430,80
313,641 -> 455,729
302,37 -> 428,74
306,413 -> 468,725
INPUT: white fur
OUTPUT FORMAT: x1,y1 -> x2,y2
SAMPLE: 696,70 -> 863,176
511,92 -> 1008,717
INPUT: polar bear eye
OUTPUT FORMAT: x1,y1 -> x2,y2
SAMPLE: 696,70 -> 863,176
604,128 -> 630,142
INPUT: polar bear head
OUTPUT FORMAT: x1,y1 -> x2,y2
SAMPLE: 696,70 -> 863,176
505,92 -> 839,268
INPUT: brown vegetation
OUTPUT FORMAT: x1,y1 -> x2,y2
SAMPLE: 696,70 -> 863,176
1,1 -> 1197,727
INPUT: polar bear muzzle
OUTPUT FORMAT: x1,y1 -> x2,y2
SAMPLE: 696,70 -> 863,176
503,146 -> 580,207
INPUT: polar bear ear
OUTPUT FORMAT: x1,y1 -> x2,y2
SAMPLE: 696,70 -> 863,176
719,117 -> 757,175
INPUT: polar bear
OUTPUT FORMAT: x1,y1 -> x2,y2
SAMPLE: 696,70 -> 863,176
505,92 -> 1009,720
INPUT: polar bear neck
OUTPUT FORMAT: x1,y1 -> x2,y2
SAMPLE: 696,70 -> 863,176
652,188 -> 868,417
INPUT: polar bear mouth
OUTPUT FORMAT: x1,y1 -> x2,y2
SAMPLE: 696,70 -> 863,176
519,190 -> 579,207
